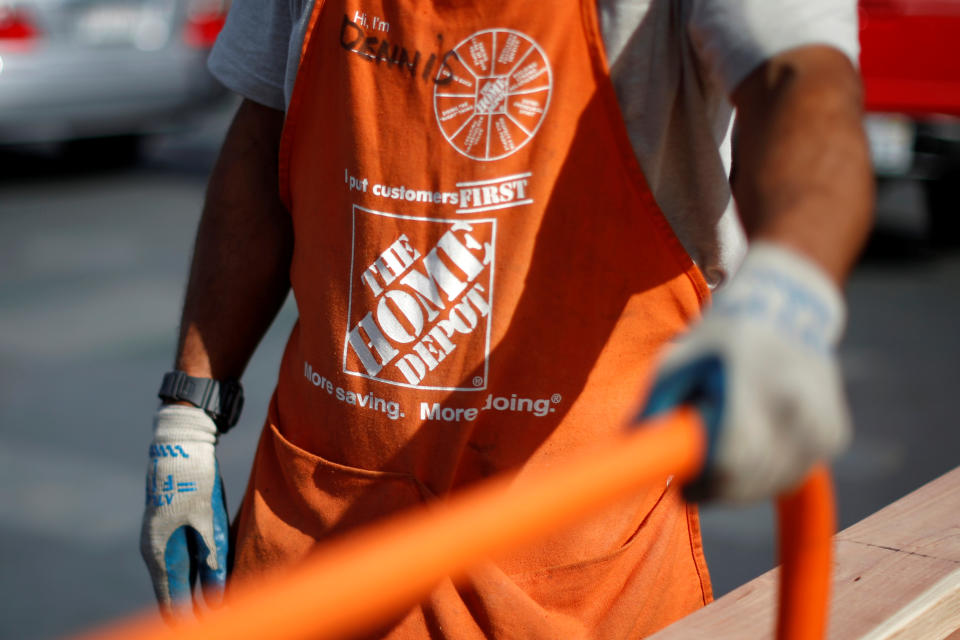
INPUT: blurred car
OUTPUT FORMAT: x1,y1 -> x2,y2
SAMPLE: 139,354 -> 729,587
0,0 -> 229,159
860,0 -> 960,243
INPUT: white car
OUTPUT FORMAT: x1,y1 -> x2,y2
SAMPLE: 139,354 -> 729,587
0,0 -> 229,159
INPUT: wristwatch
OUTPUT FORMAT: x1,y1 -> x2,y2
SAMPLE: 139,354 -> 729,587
158,371 -> 244,433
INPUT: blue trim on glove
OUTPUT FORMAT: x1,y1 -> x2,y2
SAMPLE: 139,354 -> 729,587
638,355 -> 726,499
161,469 -> 229,608
201,466 -> 229,601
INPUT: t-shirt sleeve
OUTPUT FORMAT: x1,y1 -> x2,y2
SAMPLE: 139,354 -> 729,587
207,0 -> 295,110
689,0 -> 860,96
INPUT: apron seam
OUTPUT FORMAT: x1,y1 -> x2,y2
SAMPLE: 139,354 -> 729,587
685,502 -> 714,604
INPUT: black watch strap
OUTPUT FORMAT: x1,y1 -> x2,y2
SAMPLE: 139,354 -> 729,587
158,371 -> 244,433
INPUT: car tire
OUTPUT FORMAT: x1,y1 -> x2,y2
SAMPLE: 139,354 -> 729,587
925,165 -> 960,248
62,135 -> 144,168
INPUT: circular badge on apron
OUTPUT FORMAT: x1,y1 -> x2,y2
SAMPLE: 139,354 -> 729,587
434,29 -> 553,161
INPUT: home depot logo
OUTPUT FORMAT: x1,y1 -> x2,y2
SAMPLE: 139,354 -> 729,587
342,205 -> 496,391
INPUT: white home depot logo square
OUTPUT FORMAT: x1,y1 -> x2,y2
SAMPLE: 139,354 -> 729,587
342,205 -> 496,391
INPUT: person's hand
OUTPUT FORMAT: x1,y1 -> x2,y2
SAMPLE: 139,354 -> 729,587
640,241 -> 852,503
140,404 -> 228,621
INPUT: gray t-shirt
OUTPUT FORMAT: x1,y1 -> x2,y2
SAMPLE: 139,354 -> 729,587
209,0 -> 858,287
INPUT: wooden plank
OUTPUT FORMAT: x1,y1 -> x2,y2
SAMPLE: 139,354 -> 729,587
651,467 -> 960,639
830,545 -> 959,639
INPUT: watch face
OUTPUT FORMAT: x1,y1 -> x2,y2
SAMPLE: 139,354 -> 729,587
216,380 -> 244,432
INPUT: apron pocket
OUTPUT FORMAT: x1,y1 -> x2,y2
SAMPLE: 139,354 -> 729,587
265,421 -> 428,536
500,484 -> 705,636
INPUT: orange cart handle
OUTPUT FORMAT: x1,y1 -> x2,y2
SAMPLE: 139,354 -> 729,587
74,408 -> 833,640
777,465 -> 835,640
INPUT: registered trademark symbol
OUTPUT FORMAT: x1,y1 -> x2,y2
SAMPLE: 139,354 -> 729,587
473,376 -> 484,387
551,393 -> 561,404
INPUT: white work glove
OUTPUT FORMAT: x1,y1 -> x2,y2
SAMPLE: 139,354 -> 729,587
140,404 -> 228,620
640,241 -> 852,503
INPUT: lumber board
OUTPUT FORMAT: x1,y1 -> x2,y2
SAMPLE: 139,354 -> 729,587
650,467 -> 960,639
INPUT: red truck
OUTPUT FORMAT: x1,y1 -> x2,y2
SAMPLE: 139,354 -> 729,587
860,0 -> 960,241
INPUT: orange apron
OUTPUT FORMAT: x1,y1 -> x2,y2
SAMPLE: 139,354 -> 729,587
232,0 -> 712,637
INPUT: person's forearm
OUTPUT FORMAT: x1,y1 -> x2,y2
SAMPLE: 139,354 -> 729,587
731,46 -> 874,284
174,99 -> 292,380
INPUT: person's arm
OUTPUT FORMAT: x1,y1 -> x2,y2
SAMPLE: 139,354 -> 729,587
141,98 -> 292,621
175,98 -> 293,380
731,45 -> 874,283
641,45 -> 874,503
